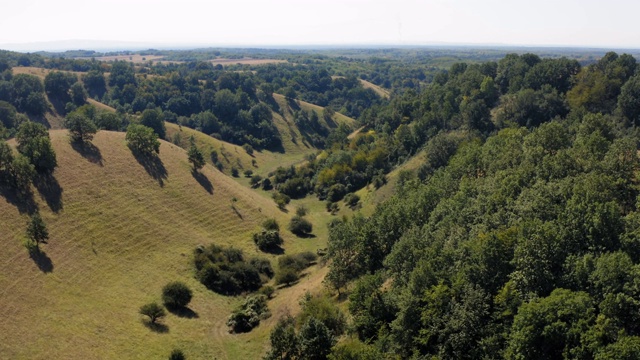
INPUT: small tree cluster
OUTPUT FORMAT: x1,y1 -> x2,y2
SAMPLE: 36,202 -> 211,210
227,294 -> 270,333
272,192 -> 290,210
194,244 -> 273,295
187,137 -> 205,171
253,218 -> 283,252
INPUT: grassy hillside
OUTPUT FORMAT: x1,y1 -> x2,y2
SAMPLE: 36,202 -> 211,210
0,130 -> 328,359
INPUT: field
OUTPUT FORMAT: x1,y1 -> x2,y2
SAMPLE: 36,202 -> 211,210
209,58 -> 288,66
79,54 -> 167,63
0,131 -> 330,359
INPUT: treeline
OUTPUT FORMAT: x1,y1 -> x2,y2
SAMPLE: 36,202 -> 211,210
307,52 -> 640,359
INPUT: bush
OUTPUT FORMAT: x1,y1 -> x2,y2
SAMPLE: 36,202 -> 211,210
262,177 -> 273,190
253,229 -> 283,251
244,169 -> 253,177
250,174 -> 262,187
139,302 -> 166,323
275,268 -> 299,286
162,281 -> 193,309
288,215 -> 313,236
344,193 -> 360,208
243,143 -> 254,155
231,167 -> 239,177
278,252 -> 317,273
327,183 -> 347,202
260,285 -> 275,299
227,294 -> 270,333
169,349 -> 186,360
296,205 -> 308,217
262,218 -> 280,231
272,192 -> 290,210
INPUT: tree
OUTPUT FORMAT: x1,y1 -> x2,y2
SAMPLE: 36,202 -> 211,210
26,212 -> 49,246
0,100 -> 17,129
139,108 -> 166,139
253,229 -> 283,251
187,137 -> 205,171
16,121 -> 57,173
65,113 -> 97,143
44,71 -> 76,101
162,281 -> 193,309
82,70 -> 106,98
168,349 -> 186,360
126,124 -> 160,155
298,317 -> 335,360
264,315 -> 299,360
139,302 -> 166,324
69,82 -> 88,106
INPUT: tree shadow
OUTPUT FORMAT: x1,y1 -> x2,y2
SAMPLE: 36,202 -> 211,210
142,320 -> 169,333
231,205 -> 243,219
29,247 -> 54,273
132,150 -> 168,187
293,233 -> 316,239
167,307 -> 199,319
71,141 -> 103,166
0,185 -> 38,214
191,170 -> 213,194
261,245 -> 285,255
33,173 -> 63,213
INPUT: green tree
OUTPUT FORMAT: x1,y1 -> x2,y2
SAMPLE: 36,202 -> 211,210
168,349 -> 186,360
65,112 -> 97,143
162,281 -> 193,309
26,212 -> 49,246
264,315 -> 299,360
69,82 -> 88,106
140,108 -> 166,139
126,124 -> 160,155
16,121 -> 57,173
506,289 -> 595,360
139,302 -> 166,324
0,100 -> 17,129
187,138 -> 205,171
44,71 -> 76,100
298,317 -> 335,360
82,70 -> 106,98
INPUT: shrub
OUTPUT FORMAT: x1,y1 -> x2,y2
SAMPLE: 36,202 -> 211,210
227,294 -> 270,333
26,212 -> 49,246
262,218 -> 280,231
272,192 -> 291,210
169,349 -> 186,360
260,285 -> 275,299
326,201 -> 339,214
262,177 -> 273,190
344,193 -> 360,208
162,281 -> 193,309
139,302 -> 166,323
242,143 -> 254,155
295,205 -> 308,217
327,183 -> 347,202
253,229 -> 283,251
288,215 -> 313,236
231,167 -> 239,177
275,268 -> 299,286
244,169 -> 253,177
250,174 -> 262,188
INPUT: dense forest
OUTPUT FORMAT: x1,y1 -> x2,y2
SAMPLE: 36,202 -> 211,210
3,46 -> 640,359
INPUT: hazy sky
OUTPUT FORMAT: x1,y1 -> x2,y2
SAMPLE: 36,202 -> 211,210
2,0 -> 640,49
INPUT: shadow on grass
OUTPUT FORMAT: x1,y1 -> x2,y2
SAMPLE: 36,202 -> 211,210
168,306 -> 199,319
0,185 -> 38,214
29,248 -> 53,273
142,320 -> 169,333
131,150 -> 168,187
260,245 -> 285,255
192,170 -> 213,194
33,173 -> 63,213
292,233 -> 316,239
71,141 -> 103,166
231,205 -> 243,219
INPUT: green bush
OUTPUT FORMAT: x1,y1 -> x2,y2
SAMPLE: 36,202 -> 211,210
168,349 -> 186,360
227,294 -> 270,333
288,215 -> 313,236
344,193 -> 360,208
253,229 -> 283,251
162,281 -> 193,309
275,268 -> 299,286
262,218 -> 280,231
272,192 -> 291,210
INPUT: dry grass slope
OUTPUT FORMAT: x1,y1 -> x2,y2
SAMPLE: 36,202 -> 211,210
0,130 -> 326,359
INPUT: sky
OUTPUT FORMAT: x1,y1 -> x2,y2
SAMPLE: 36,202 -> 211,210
2,0 -> 640,50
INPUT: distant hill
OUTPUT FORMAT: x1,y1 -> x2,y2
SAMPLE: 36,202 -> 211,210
0,130 -> 327,359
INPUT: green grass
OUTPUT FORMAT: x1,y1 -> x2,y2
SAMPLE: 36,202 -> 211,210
0,130 -> 330,359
